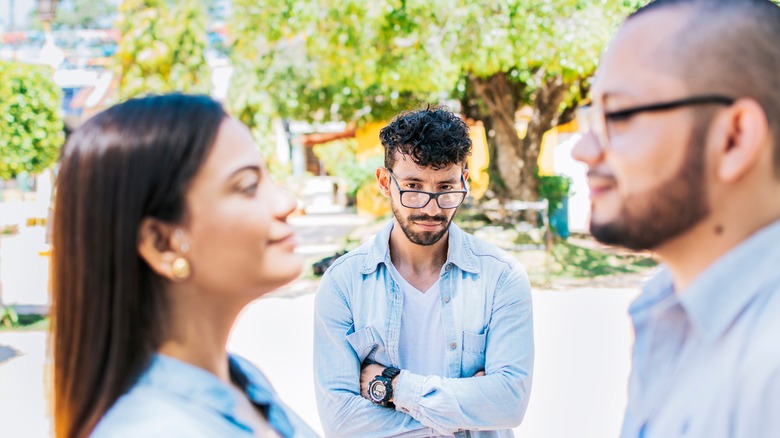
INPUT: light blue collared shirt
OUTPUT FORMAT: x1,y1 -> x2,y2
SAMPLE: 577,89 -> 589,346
621,220 -> 780,438
314,221 -> 534,437
93,353 -> 319,437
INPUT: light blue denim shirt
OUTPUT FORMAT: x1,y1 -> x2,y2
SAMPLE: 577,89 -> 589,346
93,353 -> 319,437
621,220 -> 780,438
314,220 -> 534,437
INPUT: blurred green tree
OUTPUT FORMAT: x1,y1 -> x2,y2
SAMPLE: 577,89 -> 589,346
229,0 -> 633,200
115,0 -> 211,99
54,0 -> 115,29
0,61 -> 64,180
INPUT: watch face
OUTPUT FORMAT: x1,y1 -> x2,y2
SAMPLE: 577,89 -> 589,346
369,380 -> 387,402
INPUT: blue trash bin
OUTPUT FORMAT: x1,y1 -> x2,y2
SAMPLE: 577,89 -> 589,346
550,196 -> 570,239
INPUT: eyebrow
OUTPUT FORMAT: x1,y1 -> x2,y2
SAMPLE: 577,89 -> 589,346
601,91 -> 636,107
227,165 -> 262,180
395,174 -> 460,184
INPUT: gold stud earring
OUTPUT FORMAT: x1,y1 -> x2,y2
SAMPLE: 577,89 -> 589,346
171,257 -> 191,280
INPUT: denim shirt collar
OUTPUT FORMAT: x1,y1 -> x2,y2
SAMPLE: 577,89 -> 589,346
360,220 -> 480,275
632,219 -> 780,342
139,354 -> 295,438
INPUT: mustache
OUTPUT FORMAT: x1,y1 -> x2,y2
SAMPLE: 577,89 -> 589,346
409,214 -> 448,223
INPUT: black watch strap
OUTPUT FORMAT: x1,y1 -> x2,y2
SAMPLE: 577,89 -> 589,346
382,366 -> 401,380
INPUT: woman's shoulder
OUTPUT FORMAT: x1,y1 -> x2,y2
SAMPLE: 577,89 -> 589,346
91,380 -> 246,437
91,354 -> 275,437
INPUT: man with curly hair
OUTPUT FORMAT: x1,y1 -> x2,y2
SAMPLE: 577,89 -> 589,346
313,107 -> 534,437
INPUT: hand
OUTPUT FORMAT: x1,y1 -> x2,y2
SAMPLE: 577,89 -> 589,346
360,363 -> 386,401
473,370 -> 485,377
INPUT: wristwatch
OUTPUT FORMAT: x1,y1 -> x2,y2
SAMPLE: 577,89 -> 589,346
368,366 -> 401,407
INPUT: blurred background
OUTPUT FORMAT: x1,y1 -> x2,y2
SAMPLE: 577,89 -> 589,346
0,1 -> 658,436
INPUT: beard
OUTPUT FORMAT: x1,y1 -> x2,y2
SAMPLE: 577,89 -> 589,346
590,118 -> 711,251
391,200 -> 454,246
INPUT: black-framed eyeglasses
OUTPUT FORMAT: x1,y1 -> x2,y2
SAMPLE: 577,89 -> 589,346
577,94 -> 735,150
387,169 -> 468,209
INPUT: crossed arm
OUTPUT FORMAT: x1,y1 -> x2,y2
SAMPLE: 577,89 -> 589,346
313,270 -> 534,437
358,365 -> 485,403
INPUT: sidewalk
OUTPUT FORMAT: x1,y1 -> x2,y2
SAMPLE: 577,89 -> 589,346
0,284 -> 640,437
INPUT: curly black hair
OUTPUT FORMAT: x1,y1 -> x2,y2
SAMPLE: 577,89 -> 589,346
379,106 -> 472,170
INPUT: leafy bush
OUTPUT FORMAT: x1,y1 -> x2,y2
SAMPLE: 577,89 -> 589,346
0,308 -> 48,331
536,173 -> 572,215
0,305 -> 18,328
313,139 -> 383,201
0,61 -> 64,179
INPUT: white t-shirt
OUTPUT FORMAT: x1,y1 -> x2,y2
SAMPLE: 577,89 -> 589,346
388,262 -> 448,378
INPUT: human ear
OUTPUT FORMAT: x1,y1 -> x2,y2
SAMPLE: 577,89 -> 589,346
137,218 -> 185,282
377,167 -> 392,197
715,98 -> 768,183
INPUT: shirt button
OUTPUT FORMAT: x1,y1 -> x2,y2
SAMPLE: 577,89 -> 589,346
444,297 -> 450,303
445,265 -> 451,271
450,342 -> 457,349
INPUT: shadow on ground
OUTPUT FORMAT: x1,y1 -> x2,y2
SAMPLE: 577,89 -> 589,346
0,345 -> 20,365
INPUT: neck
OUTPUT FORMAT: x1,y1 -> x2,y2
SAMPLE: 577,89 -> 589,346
158,287 -> 244,382
389,220 -> 449,275
656,201 -> 780,293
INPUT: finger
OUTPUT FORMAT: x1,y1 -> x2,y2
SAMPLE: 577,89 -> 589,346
473,370 -> 485,377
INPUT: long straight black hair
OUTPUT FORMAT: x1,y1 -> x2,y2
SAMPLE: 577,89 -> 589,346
51,94 -> 226,438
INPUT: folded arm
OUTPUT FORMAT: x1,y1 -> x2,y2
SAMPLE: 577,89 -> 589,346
390,266 -> 534,433
313,275 -> 432,438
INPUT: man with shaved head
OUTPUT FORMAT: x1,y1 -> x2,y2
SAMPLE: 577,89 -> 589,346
573,0 -> 780,436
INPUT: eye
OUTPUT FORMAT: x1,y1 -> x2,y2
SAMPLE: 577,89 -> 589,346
605,111 -> 635,123
239,181 -> 259,196
406,183 -> 421,189
439,185 -> 454,191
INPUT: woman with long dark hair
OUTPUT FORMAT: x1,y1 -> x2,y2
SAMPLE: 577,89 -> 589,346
51,94 -> 317,437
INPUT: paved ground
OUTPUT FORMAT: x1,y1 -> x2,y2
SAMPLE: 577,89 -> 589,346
0,285 -> 640,437
0,201 -> 646,437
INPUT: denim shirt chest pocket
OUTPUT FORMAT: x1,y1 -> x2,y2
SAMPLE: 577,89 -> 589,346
461,330 -> 487,376
345,325 -> 389,366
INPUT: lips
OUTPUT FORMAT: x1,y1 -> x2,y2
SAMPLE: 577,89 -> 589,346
588,182 -> 615,197
269,231 -> 297,246
587,172 -> 617,198
414,221 -> 443,230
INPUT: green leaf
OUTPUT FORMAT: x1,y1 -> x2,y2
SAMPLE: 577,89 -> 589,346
0,61 -> 64,179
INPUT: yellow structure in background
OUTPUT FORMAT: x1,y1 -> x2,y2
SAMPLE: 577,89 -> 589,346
537,119 -> 578,176
354,122 -> 391,217
354,121 -> 385,160
466,122 -> 490,200
537,129 -> 558,176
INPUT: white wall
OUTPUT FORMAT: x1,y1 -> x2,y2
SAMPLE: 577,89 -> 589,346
553,133 -> 591,233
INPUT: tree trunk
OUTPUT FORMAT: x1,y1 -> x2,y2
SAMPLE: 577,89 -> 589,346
469,72 -> 524,199
518,75 -> 571,201
469,72 -> 572,202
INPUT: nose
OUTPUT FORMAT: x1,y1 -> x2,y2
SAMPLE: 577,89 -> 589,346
571,132 -> 604,169
271,180 -> 298,219
419,195 -> 442,216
